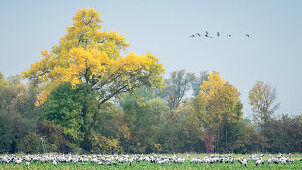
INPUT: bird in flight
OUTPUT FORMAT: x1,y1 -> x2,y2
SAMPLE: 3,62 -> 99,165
196,33 -> 201,37
189,34 -> 195,38
245,34 -> 250,37
227,34 -> 232,37
217,32 -> 220,37
205,31 -> 212,38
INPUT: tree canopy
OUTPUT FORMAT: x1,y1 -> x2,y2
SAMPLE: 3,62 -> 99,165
249,81 -> 279,129
22,8 -> 164,106
200,72 -> 242,128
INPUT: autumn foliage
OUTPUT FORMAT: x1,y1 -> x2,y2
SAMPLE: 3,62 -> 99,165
22,8 -> 164,106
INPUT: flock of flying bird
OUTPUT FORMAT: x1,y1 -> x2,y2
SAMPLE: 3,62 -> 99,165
0,153 -> 301,167
189,31 -> 250,38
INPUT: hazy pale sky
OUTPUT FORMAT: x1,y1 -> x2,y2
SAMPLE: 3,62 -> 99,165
0,0 -> 301,117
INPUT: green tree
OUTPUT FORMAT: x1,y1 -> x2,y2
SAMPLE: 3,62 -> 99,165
230,119 -> 262,153
0,74 -> 37,153
264,114 -> 302,153
93,102 -> 130,153
120,89 -> 168,153
42,83 -> 85,143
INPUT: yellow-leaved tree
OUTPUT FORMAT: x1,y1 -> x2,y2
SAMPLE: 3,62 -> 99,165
22,8 -> 164,106
199,72 -> 243,152
21,8 -> 164,151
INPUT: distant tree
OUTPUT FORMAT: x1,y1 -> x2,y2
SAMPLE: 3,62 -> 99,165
230,119 -> 263,153
200,72 -> 243,152
7,75 -> 21,85
0,74 -> 38,153
93,102 -> 130,153
120,89 -> 168,153
0,72 -> 4,80
192,71 -> 209,96
159,70 -> 195,110
264,113 -> 302,153
248,81 -> 280,130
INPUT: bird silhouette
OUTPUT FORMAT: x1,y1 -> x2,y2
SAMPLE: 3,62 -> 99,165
217,32 -> 220,37
227,34 -> 232,37
245,34 -> 250,37
189,34 -> 195,38
196,33 -> 201,37
205,31 -> 212,38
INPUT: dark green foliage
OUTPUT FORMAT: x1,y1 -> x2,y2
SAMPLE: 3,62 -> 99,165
42,83 -> 99,152
0,110 -> 32,153
17,132 -> 41,153
120,89 -> 168,153
264,114 -> 302,153
37,120 -> 74,153
42,83 -> 84,143
0,75 -> 39,153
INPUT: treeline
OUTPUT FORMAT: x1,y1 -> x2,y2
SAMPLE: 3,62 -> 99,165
1,8 -> 301,154
0,71 -> 301,154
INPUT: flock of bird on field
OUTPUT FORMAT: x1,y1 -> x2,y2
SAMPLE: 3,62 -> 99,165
0,153 -> 301,167
189,31 -> 250,38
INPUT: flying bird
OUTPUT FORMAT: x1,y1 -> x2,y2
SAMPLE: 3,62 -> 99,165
227,34 -> 232,37
205,31 -> 212,38
189,34 -> 195,38
245,34 -> 250,37
196,33 -> 201,37
217,32 -> 220,37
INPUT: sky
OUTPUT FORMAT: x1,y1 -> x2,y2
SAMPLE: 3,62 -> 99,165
0,0 -> 301,117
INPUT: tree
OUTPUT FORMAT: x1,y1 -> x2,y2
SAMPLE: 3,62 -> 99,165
264,114 -> 302,153
159,70 -> 195,110
230,119 -> 262,153
0,74 -> 36,153
42,83 -> 85,143
0,72 -> 4,80
182,97 -> 207,152
120,89 -> 168,153
21,8 -> 164,106
248,81 -> 279,130
192,71 -> 209,96
21,8 -> 164,152
200,72 -> 243,152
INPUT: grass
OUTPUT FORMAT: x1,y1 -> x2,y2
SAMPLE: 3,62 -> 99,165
1,160 -> 302,170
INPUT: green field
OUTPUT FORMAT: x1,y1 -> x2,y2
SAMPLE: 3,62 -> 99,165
1,160 -> 302,170
1,154 -> 302,170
